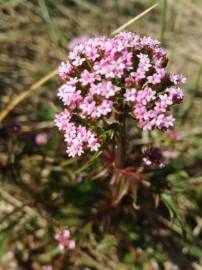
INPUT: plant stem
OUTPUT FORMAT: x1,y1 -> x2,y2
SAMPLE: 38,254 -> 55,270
115,105 -> 126,169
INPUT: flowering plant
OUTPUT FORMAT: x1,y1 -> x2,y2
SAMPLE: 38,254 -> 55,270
55,32 -> 185,160
3,1 -> 202,268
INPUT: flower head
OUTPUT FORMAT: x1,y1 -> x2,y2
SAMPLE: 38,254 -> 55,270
68,35 -> 91,50
42,265 -> 52,270
55,32 -> 185,157
35,133 -> 48,145
55,229 -> 76,251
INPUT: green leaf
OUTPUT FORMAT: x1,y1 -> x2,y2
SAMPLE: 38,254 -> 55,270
161,193 -> 184,229
123,251 -> 134,265
97,235 -> 117,252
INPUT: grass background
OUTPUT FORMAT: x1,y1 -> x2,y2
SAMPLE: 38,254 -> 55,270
1,0 -> 202,269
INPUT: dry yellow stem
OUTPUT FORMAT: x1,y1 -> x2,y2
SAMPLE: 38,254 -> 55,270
112,3 -> 159,35
0,69 -> 57,122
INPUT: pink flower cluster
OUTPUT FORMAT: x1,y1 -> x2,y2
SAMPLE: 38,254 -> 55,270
42,265 -> 52,270
67,35 -> 91,51
35,132 -> 48,145
55,32 -> 185,157
55,229 -> 76,251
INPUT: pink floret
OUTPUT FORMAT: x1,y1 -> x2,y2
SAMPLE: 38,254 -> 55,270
55,229 -> 76,251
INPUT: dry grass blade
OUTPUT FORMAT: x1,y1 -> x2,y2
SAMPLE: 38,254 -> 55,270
0,189 -> 42,220
112,3 -> 159,35
20,121 -> 56,132
0,69 -> 57,122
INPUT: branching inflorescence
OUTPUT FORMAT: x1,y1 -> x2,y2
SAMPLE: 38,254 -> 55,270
55,32 -> 185,158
